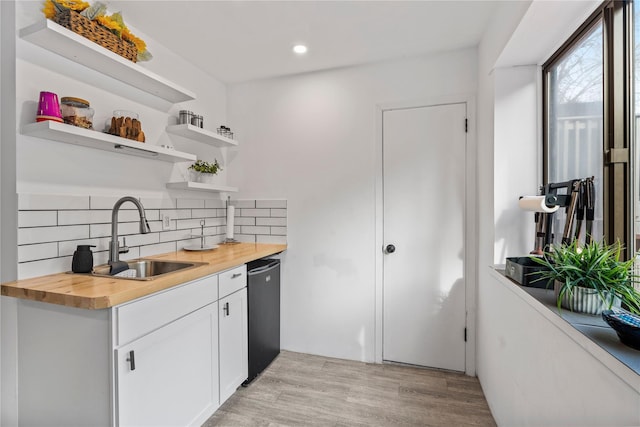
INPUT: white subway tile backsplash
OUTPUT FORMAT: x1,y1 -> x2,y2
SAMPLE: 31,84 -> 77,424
90,195 -> 139,210
119,248 -> 141,261
18,211 -> 57,227
191,226 -> 219,236
240,208 -> 270,217
231,200 -> 256,209
112,209 -> 151,222
207,217 -> 225,227
256,200 -> 287,209
18,194 -> 286,276
90,222 -> 141,239
140,242 -> 176,258
256,217 -> 286,227
257,235 -> 287,244
241,226 -> 270,235
18,243 -> 58,262
159,230 -> 191,243
58,210 -> 111,226
270,227 -> 287,236
145,210 -> 160,221
178,238 -> 202,250
177,198 -> 205,209
59,238 -> 109,256
160,209 -> 192,220
176,218 -> 225,229
93,250 -> 109,266
147,220 -> 164,233
18,257 -> 71,280
192,209 -> 217,218
19,194 -> 89,210
126,233 -> 161,247
270,209 -> 287,218
235,217 -> 255,226
18,256 -> 73,280
234,234 -> 257,243
176,218 -> 204,230
205,199 -> 225,209
140,197 -> 175,210
18,225 -> 89,245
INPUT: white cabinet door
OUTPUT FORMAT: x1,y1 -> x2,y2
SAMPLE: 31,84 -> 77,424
116,302 -> 219,427
219,288 -> 248,404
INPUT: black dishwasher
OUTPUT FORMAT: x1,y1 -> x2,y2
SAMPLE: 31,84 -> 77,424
242,258 -> 281,386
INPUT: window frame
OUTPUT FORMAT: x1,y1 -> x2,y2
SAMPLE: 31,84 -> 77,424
542,0 -> 633,257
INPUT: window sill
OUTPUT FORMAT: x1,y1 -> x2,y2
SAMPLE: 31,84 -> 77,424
490,266 -> 640,392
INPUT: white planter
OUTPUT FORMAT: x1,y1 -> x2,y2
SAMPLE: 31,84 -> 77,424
189,170 -> 220,185
554,280 -> 621,315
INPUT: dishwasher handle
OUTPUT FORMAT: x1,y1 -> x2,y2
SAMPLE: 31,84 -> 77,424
248,260 -> 280,276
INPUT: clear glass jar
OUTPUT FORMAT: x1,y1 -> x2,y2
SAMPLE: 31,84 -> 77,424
105,110 -> 139,132
106,110 -> 143,141
60,97 -> 94,129
113,110 -> 139,120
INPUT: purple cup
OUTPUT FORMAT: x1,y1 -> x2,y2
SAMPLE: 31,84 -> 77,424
36,91 -> 63,123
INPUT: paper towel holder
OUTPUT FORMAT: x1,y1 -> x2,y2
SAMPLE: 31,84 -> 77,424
224,195 -> 240,245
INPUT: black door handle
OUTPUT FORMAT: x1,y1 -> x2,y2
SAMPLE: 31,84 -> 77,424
385,244 -> 396,254
127,350 -> 136,371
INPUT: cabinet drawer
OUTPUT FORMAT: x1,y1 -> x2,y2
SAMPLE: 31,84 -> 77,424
219,265 -> 246,299
115,274 -> 218,346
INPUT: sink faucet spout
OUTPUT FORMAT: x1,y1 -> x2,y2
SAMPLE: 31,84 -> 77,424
109,196 -> 150,264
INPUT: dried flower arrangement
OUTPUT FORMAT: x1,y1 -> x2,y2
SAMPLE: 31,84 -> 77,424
42,0 -> 152,62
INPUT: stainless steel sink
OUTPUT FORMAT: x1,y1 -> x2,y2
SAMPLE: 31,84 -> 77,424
89,259 -> 207,281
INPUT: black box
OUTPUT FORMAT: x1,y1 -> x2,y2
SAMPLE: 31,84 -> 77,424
505,257 -> 553,289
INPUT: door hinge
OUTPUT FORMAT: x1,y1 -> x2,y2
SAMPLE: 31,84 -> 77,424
464,118 -> 468,133
464,327 -> 467,342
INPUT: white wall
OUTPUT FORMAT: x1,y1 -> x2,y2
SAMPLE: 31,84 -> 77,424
228,50 -> 477,362
14,1 -> 229,197
493,65 -> 539,262
1,1 -> 18,424
475,1 -> 640,425
476,3 -> 532,421
484,271 -> 640,426
3,2 -> 233,423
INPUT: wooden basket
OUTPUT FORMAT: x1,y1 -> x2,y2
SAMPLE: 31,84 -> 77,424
53,9 -> 137,63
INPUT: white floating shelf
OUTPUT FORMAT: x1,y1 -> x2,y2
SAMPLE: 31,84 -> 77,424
20,19 -> 196,103
166,182 -> 238,193
23,121 -> 197,163
166,124 -> 238,148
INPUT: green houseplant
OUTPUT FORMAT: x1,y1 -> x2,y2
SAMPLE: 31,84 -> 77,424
530,240 -> 640,315
188,159 -> 221,184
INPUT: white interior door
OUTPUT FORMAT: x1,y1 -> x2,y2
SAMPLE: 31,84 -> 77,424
382,103 -> 466,372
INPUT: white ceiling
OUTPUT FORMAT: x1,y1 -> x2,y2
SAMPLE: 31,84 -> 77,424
111,1 -> 501,84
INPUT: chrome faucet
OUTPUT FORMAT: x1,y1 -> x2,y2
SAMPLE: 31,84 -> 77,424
109,196 -> 151,264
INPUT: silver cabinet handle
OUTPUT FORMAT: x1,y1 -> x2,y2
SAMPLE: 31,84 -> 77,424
231,273 -> 242,279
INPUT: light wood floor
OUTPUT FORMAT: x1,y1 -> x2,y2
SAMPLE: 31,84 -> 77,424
204,351 -> 496,426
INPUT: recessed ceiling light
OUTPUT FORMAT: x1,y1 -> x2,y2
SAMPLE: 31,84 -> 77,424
293,44 -> 308,55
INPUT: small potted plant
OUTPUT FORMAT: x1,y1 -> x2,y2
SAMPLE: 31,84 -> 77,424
188,159 -> 222,184
530,240 -> 640,315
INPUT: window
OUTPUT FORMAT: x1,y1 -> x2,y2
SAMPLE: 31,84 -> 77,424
543,0 -> 632,257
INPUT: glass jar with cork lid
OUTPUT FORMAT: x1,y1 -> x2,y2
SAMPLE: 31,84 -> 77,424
60,97 -> 94,129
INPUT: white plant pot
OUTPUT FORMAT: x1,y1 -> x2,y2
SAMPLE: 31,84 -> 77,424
189,170 -> 219,185
554,280 -> 621,315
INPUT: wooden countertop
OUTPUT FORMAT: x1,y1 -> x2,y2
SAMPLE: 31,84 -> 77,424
1,243 -> 286,310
